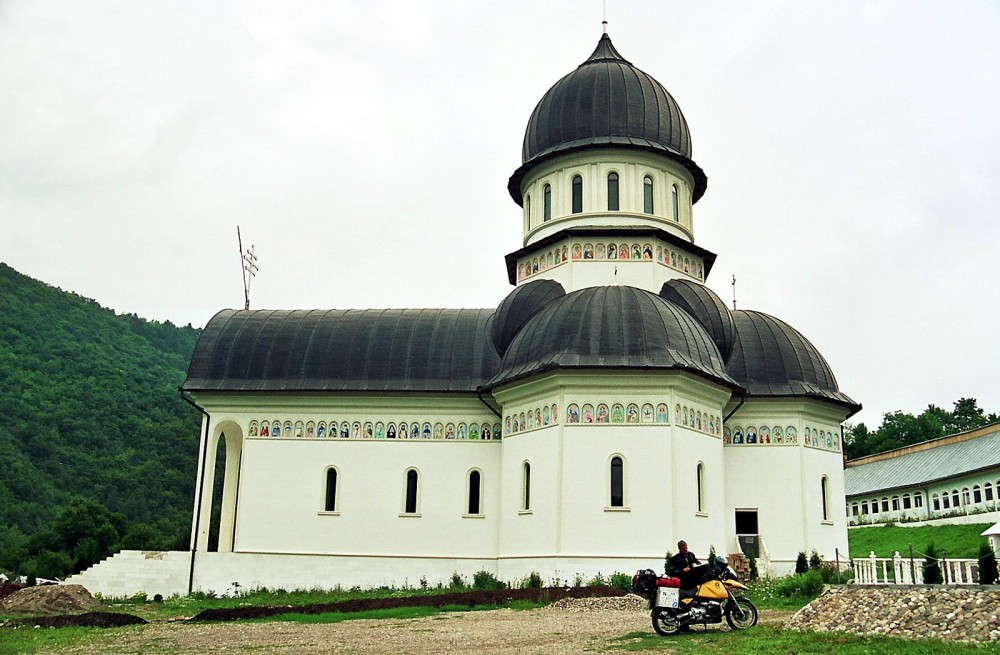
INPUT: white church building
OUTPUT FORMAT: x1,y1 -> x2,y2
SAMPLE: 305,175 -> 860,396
69,30 -> 860,598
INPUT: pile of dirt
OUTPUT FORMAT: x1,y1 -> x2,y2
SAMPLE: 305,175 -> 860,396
3,611 -> 147,628
0,581 -> 23,600
0,584 -> 103,615
191,585 -> 626,622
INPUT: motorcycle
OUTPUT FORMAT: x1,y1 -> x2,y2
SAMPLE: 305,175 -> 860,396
631,556 -> 758,636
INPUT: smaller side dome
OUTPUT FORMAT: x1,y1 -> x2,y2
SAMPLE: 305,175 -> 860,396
488,285 -> 739,390
659,280 -> 736,362
727,310 -> 860,414
489,279 -> 566,355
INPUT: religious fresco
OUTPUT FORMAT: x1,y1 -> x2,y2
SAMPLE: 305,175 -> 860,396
559,400 -> 720,437
247,417 -> 501,441
516,239 -> 705,283
721,423 -> 839,452
505,402 -> 559,436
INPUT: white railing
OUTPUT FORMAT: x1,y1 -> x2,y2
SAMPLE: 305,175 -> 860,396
852,551 -> 977,585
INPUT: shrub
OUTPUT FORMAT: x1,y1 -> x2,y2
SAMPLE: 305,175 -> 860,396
572,573 -> 584,587
978,542 -> 998,585
522,571 -> 542,589
449,572 -> 466,589
808,549 -> 822,570
587,572 -> 607,587
664,550 -> 673,575
775,570 -> 824,599
609,572 -> 632,592
795,552 -> 808,574
923,544 -> 943,584
748,554 -> 758,582
472,570 -> 506,590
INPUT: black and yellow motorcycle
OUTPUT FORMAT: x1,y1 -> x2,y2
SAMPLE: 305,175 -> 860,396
632,557 -> 758,636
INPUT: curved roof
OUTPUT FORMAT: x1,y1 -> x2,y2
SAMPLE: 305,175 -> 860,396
509,33 -> 707,205
659,279 -> 735,361
726,310 -> 860,413
489,279 -> 566,355
489,285 -> 738,389
183,308 -> 499,393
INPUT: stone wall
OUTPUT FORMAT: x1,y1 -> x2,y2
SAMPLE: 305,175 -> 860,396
790,585 -> 1000,643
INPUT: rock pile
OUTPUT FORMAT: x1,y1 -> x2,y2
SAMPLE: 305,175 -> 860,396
0,584 -> 103,615
790,586 -> 1000,643
547,594 -> 647,612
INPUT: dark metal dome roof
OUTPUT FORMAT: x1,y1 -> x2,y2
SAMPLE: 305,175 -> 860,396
488,279 -> 566,355
508,33 -> 707,205
659,279 -> 736,362
488,285 -> 739,389
726,310 -> 860,414
183,308 -> 499,393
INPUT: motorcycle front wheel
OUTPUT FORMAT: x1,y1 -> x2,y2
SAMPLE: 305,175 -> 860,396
725,597 -> 758,630
651,608 -> 682,636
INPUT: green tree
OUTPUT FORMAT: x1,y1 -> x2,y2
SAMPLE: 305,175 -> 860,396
978,541 -> 998,585
923,544 -> 943,584
795,551 -> 809,574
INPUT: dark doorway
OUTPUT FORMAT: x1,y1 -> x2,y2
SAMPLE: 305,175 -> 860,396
734,510 -> 759,558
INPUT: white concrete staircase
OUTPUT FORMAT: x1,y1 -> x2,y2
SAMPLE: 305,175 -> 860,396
64,550 -> 191,599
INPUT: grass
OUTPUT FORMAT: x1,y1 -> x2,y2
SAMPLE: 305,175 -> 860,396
606,625 -> 996,654
0,626 -> 122,655
848,522 -> 993,560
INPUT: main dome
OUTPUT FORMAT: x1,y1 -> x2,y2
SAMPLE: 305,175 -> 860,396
509,32 -> 707,204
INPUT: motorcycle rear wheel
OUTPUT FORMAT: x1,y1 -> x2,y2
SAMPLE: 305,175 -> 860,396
651,608 -> 682,636
725,597 -> 758,630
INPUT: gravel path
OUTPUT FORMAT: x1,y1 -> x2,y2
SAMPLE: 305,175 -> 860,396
39,598 -> 793,655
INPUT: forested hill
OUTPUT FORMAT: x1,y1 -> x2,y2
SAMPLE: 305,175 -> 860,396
0,263 -> 201,574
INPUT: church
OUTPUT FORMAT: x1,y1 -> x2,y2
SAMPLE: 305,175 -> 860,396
70,29 -> 860,597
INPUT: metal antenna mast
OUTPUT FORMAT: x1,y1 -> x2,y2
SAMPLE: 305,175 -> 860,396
237,226 -> 259,310
731,274 -> 737,310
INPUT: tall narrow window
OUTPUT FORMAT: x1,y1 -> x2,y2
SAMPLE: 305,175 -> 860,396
522,462 -> 531,511
404,469 -> 419,514
543,184 -> 552,221
610,456 -> 624,507
643,176 -> 654,214
696,463 -> 705,513
914,493 -> 923,508
821,476 -> 830,521
324,467 -> 338,512
607,172 -> 619,210
525,195 -> 531,225
468,470 -> 482,515
671,184 -> 679,221
571,175 -> 583,213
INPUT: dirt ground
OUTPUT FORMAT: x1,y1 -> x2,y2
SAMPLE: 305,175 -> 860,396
27,600 -> 794,655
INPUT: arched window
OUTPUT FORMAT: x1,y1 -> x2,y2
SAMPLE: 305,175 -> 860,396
941,493 -> 950,510
851,503 -> 858,516
324,467 -> 338,512
821,476 -> 830,521
468,470 -> 482,515
572,175 -> 583,214
962,487 -> 971,506
914,493 -> 923,508
404,469 -> 419,514
861,500 -> 868,514
985,482 -> 995,502
522,462 -> 531,511
610,456 -> 624,507
607,172 -> 619,211
902,494 -> 911,509
526,195 -> 531,224
880,497 -> 889,513
973,485 -> 982,504
671,184 -> 679,221
932,493 -> 941,511
543,184 -> 552,221
952,490 -> 960,507
696,463 -> 706,513
643,176 -> 654,214
891,496 -> 900,511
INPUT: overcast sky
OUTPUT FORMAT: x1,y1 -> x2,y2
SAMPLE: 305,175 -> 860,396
2,1 -> 998,428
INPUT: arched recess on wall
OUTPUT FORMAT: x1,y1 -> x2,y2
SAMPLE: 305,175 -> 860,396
196,420 -> 244,553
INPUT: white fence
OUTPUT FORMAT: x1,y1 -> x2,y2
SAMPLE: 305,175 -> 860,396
852,551 -> 977,585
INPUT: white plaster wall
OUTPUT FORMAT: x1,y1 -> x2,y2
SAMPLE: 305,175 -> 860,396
235,439 -> 502,557
65,550 -> 191,599
496,429 -> 561,557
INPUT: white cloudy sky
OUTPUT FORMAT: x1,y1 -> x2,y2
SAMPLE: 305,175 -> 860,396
2,1 -> 998,428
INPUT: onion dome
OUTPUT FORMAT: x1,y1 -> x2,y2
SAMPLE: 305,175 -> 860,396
659,279 -> 736,362
487,286 -> 739,390
508,32 -> 707,205
489,279 -> 566,355
726,310 -> 860,415
183,308 -> 499,392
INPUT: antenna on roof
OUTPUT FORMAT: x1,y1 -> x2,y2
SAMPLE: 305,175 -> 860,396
731,274 -> 737,310
602,0 -> 608,33
237,226 -> 259,311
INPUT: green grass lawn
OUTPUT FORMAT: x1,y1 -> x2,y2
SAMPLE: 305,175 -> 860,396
848,522 -> 993,560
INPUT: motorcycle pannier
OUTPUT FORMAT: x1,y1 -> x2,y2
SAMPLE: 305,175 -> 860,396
655,586 -> 679,609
